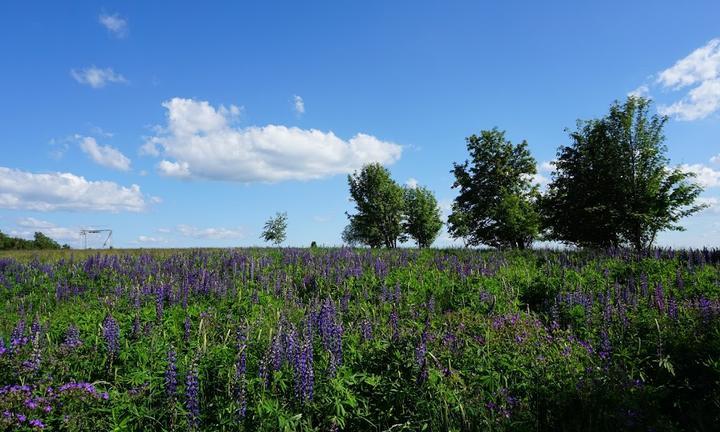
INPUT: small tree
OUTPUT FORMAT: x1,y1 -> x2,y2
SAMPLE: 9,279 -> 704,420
33,232 -> 62,249
260,212 -> 288,246
448,128 -> 540,249
403,185 -> 443,248
542,96 -> 706,251
346,163 -> 405,248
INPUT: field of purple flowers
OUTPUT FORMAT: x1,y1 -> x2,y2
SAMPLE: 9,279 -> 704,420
0,248 -> 719,431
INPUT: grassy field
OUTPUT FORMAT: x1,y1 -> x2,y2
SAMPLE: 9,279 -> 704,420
0,247 -> 719,431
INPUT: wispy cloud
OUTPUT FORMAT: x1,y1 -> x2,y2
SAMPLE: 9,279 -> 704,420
293,95 -> 305,115
99,13 -> 128,38
71,66 -> 127,88
11,218 -> 80,245
77,135 -> 131,171
176,224 -> 244,240
405,178 -> 418,189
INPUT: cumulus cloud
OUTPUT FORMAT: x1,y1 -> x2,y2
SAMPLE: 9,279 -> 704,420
176,224 -> 244,240
711,154 -> 720,164
99,13 -> 128,38
145,98 -> 402,182
11,218 -> 80,243
0,167 -> 152,212
680,163 -> 720,188
293,95 -> 305,115
71,67 -> 127,88
157,160 -> 190,178
655,39 -> 720,120
77,136 -> 131,171
405,178 -> 418,189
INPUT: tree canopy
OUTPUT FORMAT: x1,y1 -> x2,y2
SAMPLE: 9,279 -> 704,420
260,212 -> 288,246
403,185 -> 443,248
448,128 -> 540,249
346,163 -> 405,248
542,96 -> 706,251
0,230 -> 67,250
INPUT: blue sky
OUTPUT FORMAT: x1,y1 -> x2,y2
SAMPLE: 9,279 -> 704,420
0,0 -> 719,248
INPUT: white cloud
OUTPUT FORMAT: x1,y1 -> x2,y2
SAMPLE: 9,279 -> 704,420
698,196 -> 720,213
405,177 -> 418,189
313,215 -> 331,223
655,39 -> 720,121
659,79 -> 720,120
539,160 -> 556,172
78,136 -> 131,171
157,160 -> 190,178
146,98 -> 403,182
657,39 -> 720,89
176,224 -> 244,240
136,235 -> 166,244
532,173 -> 550,187
628,84 -> 649,98
680,163 -> 720,188
712,154 -> 720,164
0,167 -> 151,212
11,218 -> 80,243
293,95 -> 305,115
99,13 -> 128,38
71,67 -> 127,88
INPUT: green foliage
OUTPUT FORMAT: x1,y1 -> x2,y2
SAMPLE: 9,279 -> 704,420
1,248 -> 718,431
542,96 -> 706,251
346,163 -> 405,248
448,128 -> 540,249
403,186 -> 443,248
260,212 -> 288,246
0,230 -> 65,250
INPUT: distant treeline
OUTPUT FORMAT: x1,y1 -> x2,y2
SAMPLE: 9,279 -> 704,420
0,231 -> 69,250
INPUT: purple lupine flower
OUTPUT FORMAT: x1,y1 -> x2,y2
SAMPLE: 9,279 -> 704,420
599,329 -> 611,361
676,268 -> 684,291
131,314 -> 141,340
185,356 -> 200,430
389,307 -> 399,341
318,298 -> 343,376
103,314 -> 120,360
0,338 -> 7,357
29,418 -> 45,429
62,325 -> 82,350
184,315 -> 192,343
30,316 -> 42,342
415,328 -> 429,384
698,296 -> 713,323
360,319 -> 373,342
234,326 -> 247,418
269,335 -> 283,372
654,282 -> 665,313
668,296 -> 678,320
165,348 -> 178,400
10,319 -> 28,352
293,331 -> 314,402
155,286 -> 164,322
22,335 -> 42,372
